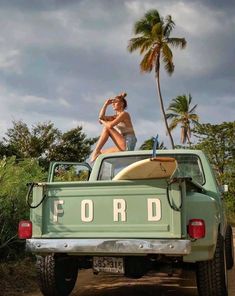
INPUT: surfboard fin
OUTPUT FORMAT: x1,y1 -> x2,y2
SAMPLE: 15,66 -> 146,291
152,134 -> 159,158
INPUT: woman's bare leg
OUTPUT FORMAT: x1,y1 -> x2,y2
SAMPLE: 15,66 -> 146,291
93,127 -> 109,152
107,127 -> 126,150
91,126 -> 126,161
91,127 -> 109,161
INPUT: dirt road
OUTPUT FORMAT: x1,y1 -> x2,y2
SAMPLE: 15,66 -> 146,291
70,262 -> 234,296
27,267 -> 234,296
28,230 -> 235,296
71,268 -> 198,296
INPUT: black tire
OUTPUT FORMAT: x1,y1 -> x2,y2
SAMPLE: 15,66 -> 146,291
36,254 -> 78,296
196,233 -> 228,296
225,224 -> 234,270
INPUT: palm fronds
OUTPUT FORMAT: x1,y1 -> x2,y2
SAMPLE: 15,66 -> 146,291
127,9 -> 187,149
167,94 -> 199,144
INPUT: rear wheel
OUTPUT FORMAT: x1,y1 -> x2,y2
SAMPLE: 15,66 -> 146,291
36,254 -> 78,296
225,224 -> 234,270
196,233 -> 228,296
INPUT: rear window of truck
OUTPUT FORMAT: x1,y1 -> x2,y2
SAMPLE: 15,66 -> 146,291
98,154 -> 205,185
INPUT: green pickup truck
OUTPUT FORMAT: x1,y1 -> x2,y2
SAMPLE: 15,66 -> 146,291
19,149 -> 234,296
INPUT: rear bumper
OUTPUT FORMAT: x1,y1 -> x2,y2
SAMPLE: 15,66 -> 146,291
26,238 -> 191,255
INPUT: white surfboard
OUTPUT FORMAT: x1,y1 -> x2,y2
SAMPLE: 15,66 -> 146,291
113,157 -> 178,180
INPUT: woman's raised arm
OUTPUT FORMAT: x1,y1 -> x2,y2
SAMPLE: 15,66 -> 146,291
99,99 -> 115,121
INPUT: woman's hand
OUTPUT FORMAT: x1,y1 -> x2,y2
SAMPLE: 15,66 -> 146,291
104,98 -> 113,106
100,119 -> 111,128
99,98 -> 114,121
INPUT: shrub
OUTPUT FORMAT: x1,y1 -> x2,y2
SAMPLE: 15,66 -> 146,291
0,157 -> 46,260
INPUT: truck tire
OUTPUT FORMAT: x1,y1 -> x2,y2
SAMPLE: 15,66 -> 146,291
36,254 -> 78,296
196,233 -> 228,296
225,224 -> 234,270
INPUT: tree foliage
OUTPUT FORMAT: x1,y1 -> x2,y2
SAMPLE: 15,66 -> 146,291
2,121 -> 97,169
0,157 -> 46,259
127,9 -> 186,148
139,137 -> 166,150
192,121 -> 235,222
51,126 -> 97,163
193,122 -> 235,175
166,94 -> 199,145
0,121 -> 97,260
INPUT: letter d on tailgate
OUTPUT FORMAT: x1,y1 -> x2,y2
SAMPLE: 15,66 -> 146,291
148,198 -> 161,221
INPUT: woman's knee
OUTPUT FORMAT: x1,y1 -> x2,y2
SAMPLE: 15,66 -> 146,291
102,126 -> 110,134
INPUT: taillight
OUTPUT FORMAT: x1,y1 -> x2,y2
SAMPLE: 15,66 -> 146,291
18,220 -> 32,239
188,219 -> 205,239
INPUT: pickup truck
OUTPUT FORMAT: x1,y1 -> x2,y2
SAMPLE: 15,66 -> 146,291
18,149 -> 234,296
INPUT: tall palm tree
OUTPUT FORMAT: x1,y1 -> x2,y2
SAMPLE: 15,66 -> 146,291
127,9 -> 186,149
166,94 -> 199,145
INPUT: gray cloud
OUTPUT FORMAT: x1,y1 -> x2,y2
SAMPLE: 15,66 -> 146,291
0,0 -> 234,148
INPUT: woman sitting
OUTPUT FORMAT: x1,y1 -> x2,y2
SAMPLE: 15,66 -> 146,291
91,92 -> 137,162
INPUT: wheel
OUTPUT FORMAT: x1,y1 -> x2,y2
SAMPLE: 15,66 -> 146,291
196,233 -> 228,296
225,224 -> 234,270
36,254 -> 78,296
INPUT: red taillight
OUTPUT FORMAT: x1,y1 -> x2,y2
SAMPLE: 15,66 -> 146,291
188,219 -> 205,239
18,220 -> 32,239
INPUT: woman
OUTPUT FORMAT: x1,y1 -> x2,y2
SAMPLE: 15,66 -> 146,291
91,92 -> 137,162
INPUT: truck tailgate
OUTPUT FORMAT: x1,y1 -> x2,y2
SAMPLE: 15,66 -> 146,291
32,180 -> 184,239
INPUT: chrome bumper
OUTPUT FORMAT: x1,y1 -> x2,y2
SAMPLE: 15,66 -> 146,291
26,238 -> 191,255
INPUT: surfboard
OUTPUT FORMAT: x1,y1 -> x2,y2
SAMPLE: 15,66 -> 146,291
113,157 -> 178,180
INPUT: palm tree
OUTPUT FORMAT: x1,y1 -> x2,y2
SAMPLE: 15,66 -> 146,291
166,94 -> 199,145
127,9 -> 186,149
139,137 -> 166,150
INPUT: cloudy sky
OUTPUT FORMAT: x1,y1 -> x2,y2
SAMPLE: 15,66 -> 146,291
0,0 -> 234,149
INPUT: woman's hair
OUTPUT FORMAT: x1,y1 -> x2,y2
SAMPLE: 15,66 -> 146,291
116,92 -> 127,109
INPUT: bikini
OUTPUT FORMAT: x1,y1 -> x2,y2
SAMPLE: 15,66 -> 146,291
115,122 -> 137,151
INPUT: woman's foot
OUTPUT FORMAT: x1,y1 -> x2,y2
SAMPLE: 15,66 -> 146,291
90,150 -> 101,162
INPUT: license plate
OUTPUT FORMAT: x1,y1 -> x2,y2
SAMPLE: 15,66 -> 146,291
93,256 -> 124,274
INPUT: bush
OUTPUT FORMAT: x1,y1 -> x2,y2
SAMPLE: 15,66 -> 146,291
0,157 -> 46,260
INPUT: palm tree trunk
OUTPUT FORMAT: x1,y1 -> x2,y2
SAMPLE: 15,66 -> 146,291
186,126 -> 191,147
155,62 -> 175,149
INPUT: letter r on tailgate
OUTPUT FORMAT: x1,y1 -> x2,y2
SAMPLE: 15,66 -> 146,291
113,199 -> 126,222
